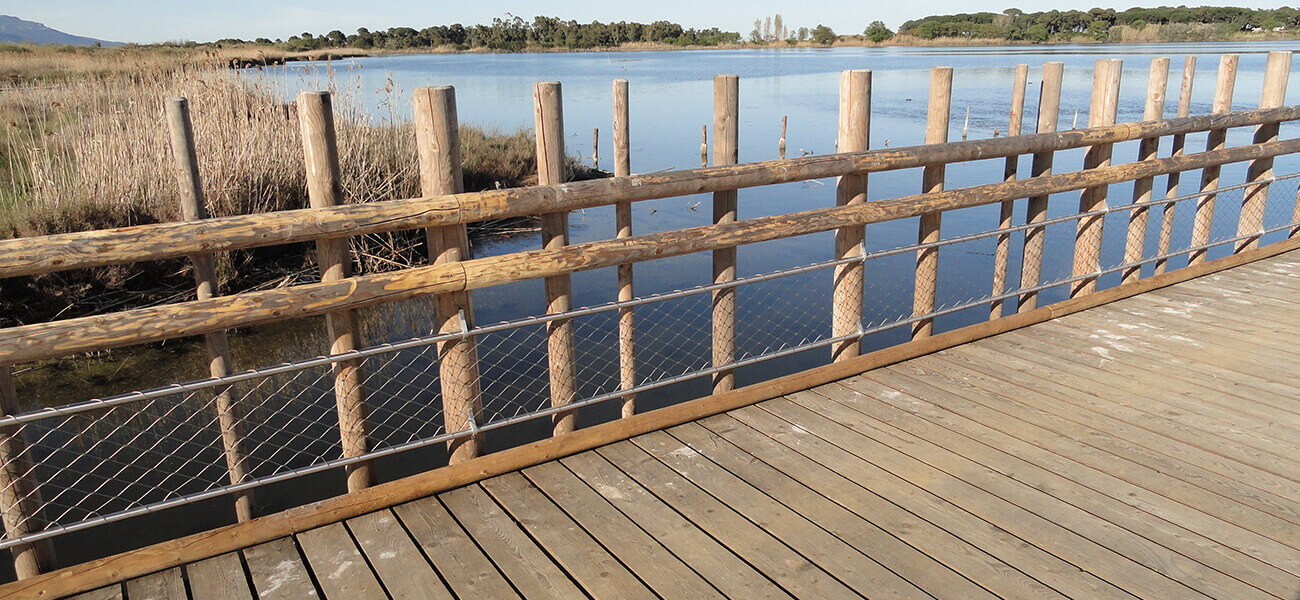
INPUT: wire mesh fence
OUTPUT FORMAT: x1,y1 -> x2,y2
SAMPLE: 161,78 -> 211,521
1,169 -> 1297,554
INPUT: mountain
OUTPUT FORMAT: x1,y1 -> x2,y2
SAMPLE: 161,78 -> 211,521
0,15 -> 121,46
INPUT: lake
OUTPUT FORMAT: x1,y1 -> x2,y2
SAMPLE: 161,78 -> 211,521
15,41 -> 1300,576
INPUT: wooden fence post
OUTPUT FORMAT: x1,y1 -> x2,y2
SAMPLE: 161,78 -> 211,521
712,74 -> 739,393
534,81 -> 578,435
1155,56 -> 1196,275
1189,54 -> 1238,266
0,370 -> 53,579
412,86 -> 484,464
297,91 -> 373,492
779,115 -> 788,159
990,63 -> 1028,319
1070,58 -> 1122,298
1018,61 -> 1064,312
700,125 -> 708,167
592,128 -> 599,170
833,69 -> 870,362
1121,58 -> 1170,285
613,78 -> 636,418
1236,50 -> 1292,252
912,66 -> 952,339
165,97 -> 255,520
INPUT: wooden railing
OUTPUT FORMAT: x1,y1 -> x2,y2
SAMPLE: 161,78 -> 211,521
0,52 -> 1297,581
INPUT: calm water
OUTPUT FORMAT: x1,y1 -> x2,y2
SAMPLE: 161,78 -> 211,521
15,42 -> 1300,577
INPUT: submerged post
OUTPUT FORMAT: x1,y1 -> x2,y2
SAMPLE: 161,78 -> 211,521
593,127 -> 599,170
297,91 -> 373,492
613,78 -> 636,418
1155,56 -> 1196,275
413,86 -> 484,463
712,74 -> 739,393
1122,58 -> 1170,285
0,370 -> 53,579
165,97 -> 255,520
779,115 -> 788,159
990,63 -> 1028,319
833,70 -> 870,362
534,81 -> 578,435
1237,51 -> 1292,252
1071,58 -> 1122,298
912,66 -> 952,339
700,125 -> 708,167
1189,54 -> 1239,266
1018,61 -> 1064,312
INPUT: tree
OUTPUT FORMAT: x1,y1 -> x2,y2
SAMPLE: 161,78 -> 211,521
797,27 -> 809,41
774,14 -> 784,41
764,16 -> 772,41
812,24 -> 836,44
864,21 -> 893,42
750,18 -> 762,43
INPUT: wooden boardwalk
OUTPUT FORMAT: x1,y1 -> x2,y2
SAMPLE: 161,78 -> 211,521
70,253 -> 1300,600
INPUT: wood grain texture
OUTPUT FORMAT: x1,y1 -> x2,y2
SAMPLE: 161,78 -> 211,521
913,66 -> 952,339
613,78 -> 636,418
1156,56 -> 1198,275
833,70 -> 870,362
712,74 -> 739,393
1070,58 -> 1122,298
990,63 -> 1029,319
1019,61 -> 1065,312
242,538 -> 319,600
1189,54 -> 1239,266
1236,51 -> 1292,252
391,497 -> 518,599
296,523 -> 386,600
124,568 -> 186,600
346,510 -> 453,600
1122,57 -> 1170,285
186,552 -> 254,600
0,368 -> 51,579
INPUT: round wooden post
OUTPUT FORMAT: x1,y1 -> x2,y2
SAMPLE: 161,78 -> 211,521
833,70 -> 870,362
700,125 -> 708,167
779,115 -> 788,159
912,66 -> 952,339
1121,58 -> 1170,285
990,63 -> 1028,319
0,370 -> 53,579
592,127 -> 599,170
534,81 -> 578,435
413,86 -> 484,464
1155,56 -> 1196,275
1070,58 -> 1122,298
297,91 -> 373,492
1018,61 -> 1064,312
1236,51 -> 1292,252
165,97 -> 255,520
1189,54 -> 1238,266
712,74 -> 739,393
613,79 -> 636,418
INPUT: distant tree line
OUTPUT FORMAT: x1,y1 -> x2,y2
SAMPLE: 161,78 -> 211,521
899,6 -> 1300,42
215,16 -> 740,52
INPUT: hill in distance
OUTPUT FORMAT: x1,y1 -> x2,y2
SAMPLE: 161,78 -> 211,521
0,15 -> 121,46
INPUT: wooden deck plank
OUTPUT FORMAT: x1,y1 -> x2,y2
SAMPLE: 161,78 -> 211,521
1142,287 -> 1300,339
750,399 -> 1211,600
559,452 -> 796,600
65,585 -> 122,600
391,497 -> 520,599
830,373 -> 1297,597
124,568 -> 187,600
719,405 -> 1134,600
346,510 -> 454,600
479,472 -> 658,600
242,537 -> 320,600
186,553 -> 254,600
630,429 -> 936,599
596,441 -> 863,599
520,461 -> 724,598
976,332 -> 1300,477
296,523 -> 387,600
915,351 -> 1300,556
666,421 -> 1029,599
439,484 -> 586,600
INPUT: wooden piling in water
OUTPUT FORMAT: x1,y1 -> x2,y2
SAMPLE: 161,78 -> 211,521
1071,58 -> 1122,298
613,79 -> 636,418
990,63 -> 1028,319
1189,54 -> 1238,266
165,97 -> 255,519
0,370 -> 52,580
779,115 -> 787,159
1018,61 -> 1064,312
700,125 -> 708,167
1236,51 -> 1292,253
593,127 -> 599,170
1121,58 -> 1170,285
534,81 -> 578,436
712,74 -> 739,393
912,66 -> 952,339
1155,56 -> 1196,275
413,86 -> 484,463
297,91 -> 373,492
833,70 -> 870,362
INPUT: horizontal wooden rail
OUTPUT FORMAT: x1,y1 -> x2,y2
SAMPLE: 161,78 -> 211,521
2,234 -> 1295,600
1,136 -> 1295,366
1,105 -> 1297,280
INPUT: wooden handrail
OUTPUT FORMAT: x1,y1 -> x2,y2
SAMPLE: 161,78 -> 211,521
1,136 -> 1295,366
1,105 -> 1298,280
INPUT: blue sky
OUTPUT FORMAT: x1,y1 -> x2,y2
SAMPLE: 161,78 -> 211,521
8,1 -> 1300,44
